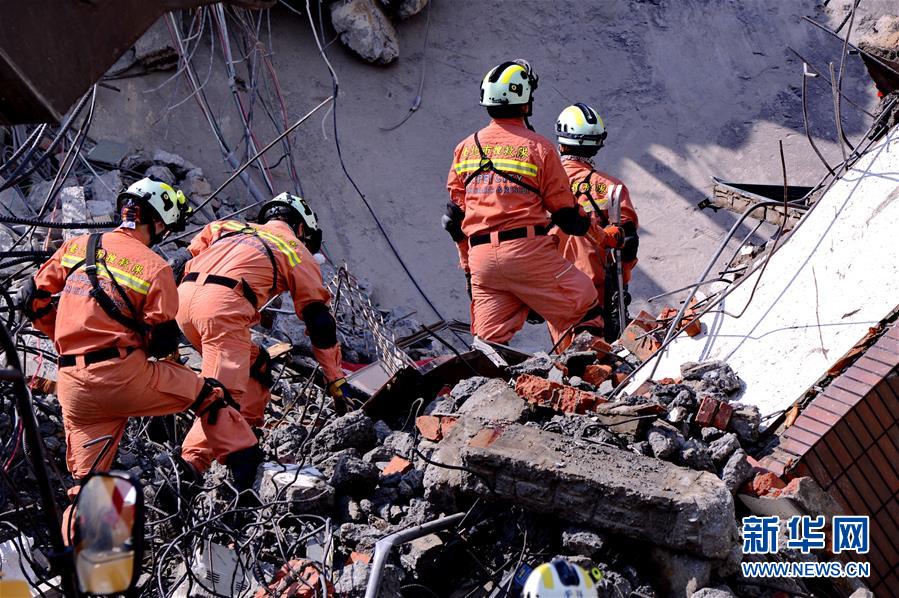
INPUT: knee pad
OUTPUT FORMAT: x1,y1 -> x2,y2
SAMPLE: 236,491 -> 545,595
190,378 -> 240,425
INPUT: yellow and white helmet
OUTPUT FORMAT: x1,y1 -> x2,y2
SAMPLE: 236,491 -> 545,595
117,177 -> 191,231
556,103 -> 607,147
523,559 -> 598,598
480,60 -> 539,107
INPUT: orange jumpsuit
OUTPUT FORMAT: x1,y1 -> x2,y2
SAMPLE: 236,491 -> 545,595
177,219 -> 343,471
29,228 -> 256,494
447,118 -> 599,349
555,157 -> 639,307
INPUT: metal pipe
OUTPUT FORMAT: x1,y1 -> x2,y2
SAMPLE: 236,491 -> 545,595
365,512 -> 465,598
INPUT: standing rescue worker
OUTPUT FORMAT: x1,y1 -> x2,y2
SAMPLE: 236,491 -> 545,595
176,192 -> 348,475
16,178 -> 260,525
443,60 -> 602,351
554,103 -> 639,340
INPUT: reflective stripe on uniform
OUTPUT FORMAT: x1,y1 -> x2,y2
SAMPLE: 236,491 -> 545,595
212,220 -> 302,267
453,158 -> 538,177
61,254 -> 151,295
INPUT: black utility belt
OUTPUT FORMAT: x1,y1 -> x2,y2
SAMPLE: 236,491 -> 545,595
469,225 -> 548,247
58,346 -> 136,368
183,272 -> 258,307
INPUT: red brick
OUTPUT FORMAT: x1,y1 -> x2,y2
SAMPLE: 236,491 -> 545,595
823,385 -> 864,408
852,400 -> 885,438
712,401 -> 733,429
876,431 -> 899,471
611,370 -> 630,386
515,374 -> 556,406
801,405 -> 842,427
782,426 -> 821,448
821,431 -> 854,469
832,375 -> 876,398
865,345 -> 897,368
834,474 -> 871,515
833,421 -> 865,459
555,386 -> 599,414
779,437 -> 812,458
844,367 -> 887,388
876,511 -> 899,554
856,356 -> 895,377
867,388 -> 896,426
749,472 -> 786,497
582,364 -> 612,386
590,337 -> 614,356
802,449 -> 834,488
440,415 -> 459,437
873,333 -> 899,355
823,481 -> 852,513
349,551 -> 371,564
867,529 -> 892,579
416,415 -> 443,441
887,324 -> 899,341
885,373 -> 899,402
846,465 -> 883,516
851,457 -> 891,506
866,444 -> 899,490
468,427 -> 503,449
382,456 -> 412,476
809,395 -> 853,417
792,415 -> 833,437
695,397 -> 720,427
843,410 -> 875,450
759,454 -> 790,477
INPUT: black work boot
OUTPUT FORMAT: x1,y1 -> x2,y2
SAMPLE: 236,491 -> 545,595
223,445 -> 265,528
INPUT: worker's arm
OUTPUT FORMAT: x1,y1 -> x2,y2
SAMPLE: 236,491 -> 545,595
26,245 -> 70,339
541,146 -> 590,236
615,184 -> 639,262
142,265 -> 182,358
446,146 -> 470,272
288,259 -> 344,383
186,222 -> 219,257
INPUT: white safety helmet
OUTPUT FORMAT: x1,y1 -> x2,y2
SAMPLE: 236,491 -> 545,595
117,177 -> 192,231
258,192 -> 322,253
556,103 -> 607,148
480,60 -> 539,107
523,559 -> 598,598
258,192 -> 318,232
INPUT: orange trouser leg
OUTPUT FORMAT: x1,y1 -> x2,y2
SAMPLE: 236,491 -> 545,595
314,344 -> 344,384
469,236 -> 599,348
178,282 -> 268,472
56,350 -> 257,542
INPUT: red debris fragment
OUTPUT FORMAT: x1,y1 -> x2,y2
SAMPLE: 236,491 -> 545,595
696,397 -> 731,430
382,456 -> 412,476
348,551 -> 371,564
746,472 -> 787,497
582,364 -> 612,386
514,374 -> 606,415
712,401 -> 733,429
416,415 -> 443,441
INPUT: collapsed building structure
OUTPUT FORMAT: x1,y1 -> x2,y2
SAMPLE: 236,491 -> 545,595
0,1 -> 897,597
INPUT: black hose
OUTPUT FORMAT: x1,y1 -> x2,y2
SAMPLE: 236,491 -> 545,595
0,256 -> 50,269
0,214 -> 116,229
0,250 -> 54,259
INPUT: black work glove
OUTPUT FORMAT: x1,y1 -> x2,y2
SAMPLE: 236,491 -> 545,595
167,248 -> 192,284
465,271 -> 472,300
442,203 -> 466,243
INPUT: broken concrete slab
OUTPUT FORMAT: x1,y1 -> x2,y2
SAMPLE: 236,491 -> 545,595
59,186 -> 89,240
461,422 -> 738,559
307,409 -> 377,456
721,449 -> 754,494
561,526 -> 606,558
255,463 -> 334,514
330,0 -> 399,65
508,351 -> 555,377
457,378 -> 529,422
647,546 -> 713,598
709,433 -> 741,465
691,585 -> 737,598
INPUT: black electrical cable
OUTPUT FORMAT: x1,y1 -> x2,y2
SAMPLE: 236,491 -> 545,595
0,250 -> 54,259
303,0 -> 463,345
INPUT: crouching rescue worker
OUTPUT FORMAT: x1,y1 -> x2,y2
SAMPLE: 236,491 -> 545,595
554,103 -> 639,340
176,192 -> 348,475
443,60 -> 602,351
16,177 -> 260,535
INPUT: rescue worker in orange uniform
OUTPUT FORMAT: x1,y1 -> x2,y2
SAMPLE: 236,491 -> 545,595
554,103 -> 640,340
16,178 -> 260,529
443,61 -> 602,351
176,193 -> 347,474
